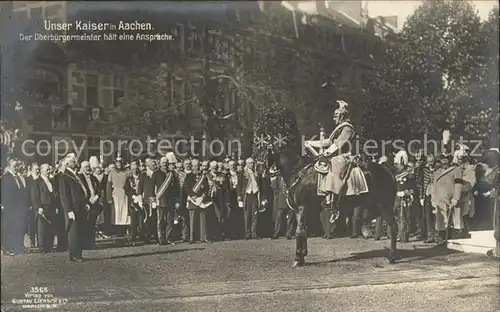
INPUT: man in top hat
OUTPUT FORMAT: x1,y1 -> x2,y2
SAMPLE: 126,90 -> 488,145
106,156 -> 130,236
58,153 -> 88,262
304,100 -> 356,213
153,157 -> 180,245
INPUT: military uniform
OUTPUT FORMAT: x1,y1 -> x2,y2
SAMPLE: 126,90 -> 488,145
395,167 -> 416,242
429,156 -> 463,241
153,159 -> 180,245
175,161 -> 189,241
305,100 -> 355,213
184,159 -> 211,243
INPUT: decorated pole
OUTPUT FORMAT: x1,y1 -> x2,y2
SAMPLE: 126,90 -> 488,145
319,125 -> 325,155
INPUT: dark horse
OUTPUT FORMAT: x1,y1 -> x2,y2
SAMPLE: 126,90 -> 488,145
253,131 -> 400,267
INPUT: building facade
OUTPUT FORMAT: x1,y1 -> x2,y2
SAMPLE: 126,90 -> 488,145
7,1 -> 386,162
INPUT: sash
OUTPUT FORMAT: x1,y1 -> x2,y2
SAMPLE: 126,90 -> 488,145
156,171 -> 173,200
328,121 -> 354,142
188,173 -> 213,209
192,173 -> 206,195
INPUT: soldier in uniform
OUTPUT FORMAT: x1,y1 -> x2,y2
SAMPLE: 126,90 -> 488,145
137,158 -> 157,244
394,157 -> 416,242
429,155 -> 463,243
153,157 -> 180,245
304,100 -> 356,217
128,160 -> 144,246
208,161 -> 230,241
184,159 -> 211,244
451,145 -> 475,239
270,165 -> 294,239
175,160 -> 189,242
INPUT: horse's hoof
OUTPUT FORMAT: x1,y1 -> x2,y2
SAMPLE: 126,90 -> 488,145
292,260 -> 304,267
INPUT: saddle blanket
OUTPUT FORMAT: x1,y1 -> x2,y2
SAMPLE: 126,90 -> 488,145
317,166 -> 369,196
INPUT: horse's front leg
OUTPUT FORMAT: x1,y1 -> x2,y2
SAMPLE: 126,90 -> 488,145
292,205 -> 307,267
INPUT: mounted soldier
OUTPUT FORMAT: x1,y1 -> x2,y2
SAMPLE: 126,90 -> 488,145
304,100 -> 357,214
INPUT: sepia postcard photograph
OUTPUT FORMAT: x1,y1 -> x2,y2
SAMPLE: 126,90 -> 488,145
1,1 -> 499,311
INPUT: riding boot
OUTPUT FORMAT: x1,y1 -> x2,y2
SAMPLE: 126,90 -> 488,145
158,230 -> 166,245
329,193 -> 340,224
435,230 -> 447,244
351,215 -> 360,238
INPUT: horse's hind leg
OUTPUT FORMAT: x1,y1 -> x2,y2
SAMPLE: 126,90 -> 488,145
382,209 -> 400,264
292,205 -> 307,267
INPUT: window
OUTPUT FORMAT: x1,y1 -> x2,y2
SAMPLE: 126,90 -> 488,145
43,4 -> 62,20
29,7 -> 42,21
52,106 -> 71,130
186,25 -> 203,57
101,74 -> 126,108
86,74 -> 98,107
171,76 -> 184,112
24,67 -> 61,103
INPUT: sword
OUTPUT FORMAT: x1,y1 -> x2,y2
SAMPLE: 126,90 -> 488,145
39,213 -> 51,224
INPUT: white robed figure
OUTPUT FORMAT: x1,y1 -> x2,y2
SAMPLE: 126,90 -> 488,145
107,157 -> 130,225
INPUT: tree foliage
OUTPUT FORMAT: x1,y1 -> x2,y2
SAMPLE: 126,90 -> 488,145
363,0 -> 498,144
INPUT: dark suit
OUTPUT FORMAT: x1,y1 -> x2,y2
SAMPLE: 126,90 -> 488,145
137,171 -> 157,243
59,169 -> 87,260
30,177 -> 57,252
1,171 -> 27,253
79,173 -> 102,249
153,170 -> 180,243
53,172 -> 68,251
26,175 -> 39,247
211,172 -> 231,240
271,175 -> 294,238
94,173 -> 109,234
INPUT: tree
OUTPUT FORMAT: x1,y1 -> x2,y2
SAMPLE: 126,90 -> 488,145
468,7 -> 499,146
363,0 -> 488,143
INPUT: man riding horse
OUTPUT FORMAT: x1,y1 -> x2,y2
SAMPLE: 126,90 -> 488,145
304,100 -> 356,214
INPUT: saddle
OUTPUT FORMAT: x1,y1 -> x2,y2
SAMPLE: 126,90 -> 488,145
314,153 -> 369,196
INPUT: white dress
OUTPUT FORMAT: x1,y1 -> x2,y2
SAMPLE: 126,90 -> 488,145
108,169 -> 130,225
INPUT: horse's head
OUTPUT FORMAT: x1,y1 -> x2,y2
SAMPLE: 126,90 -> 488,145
251,133 -> 276,173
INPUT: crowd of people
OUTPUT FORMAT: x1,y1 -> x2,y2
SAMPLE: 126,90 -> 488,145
0,151 -> 295,261
376,146 -> 499,251
1,140 -> 499,262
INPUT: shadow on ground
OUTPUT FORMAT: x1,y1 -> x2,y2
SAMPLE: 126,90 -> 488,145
92,248 -> 205,260
305,244 -> 479,266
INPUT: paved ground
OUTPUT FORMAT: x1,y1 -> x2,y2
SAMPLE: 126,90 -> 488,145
2,237 -> 499,312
